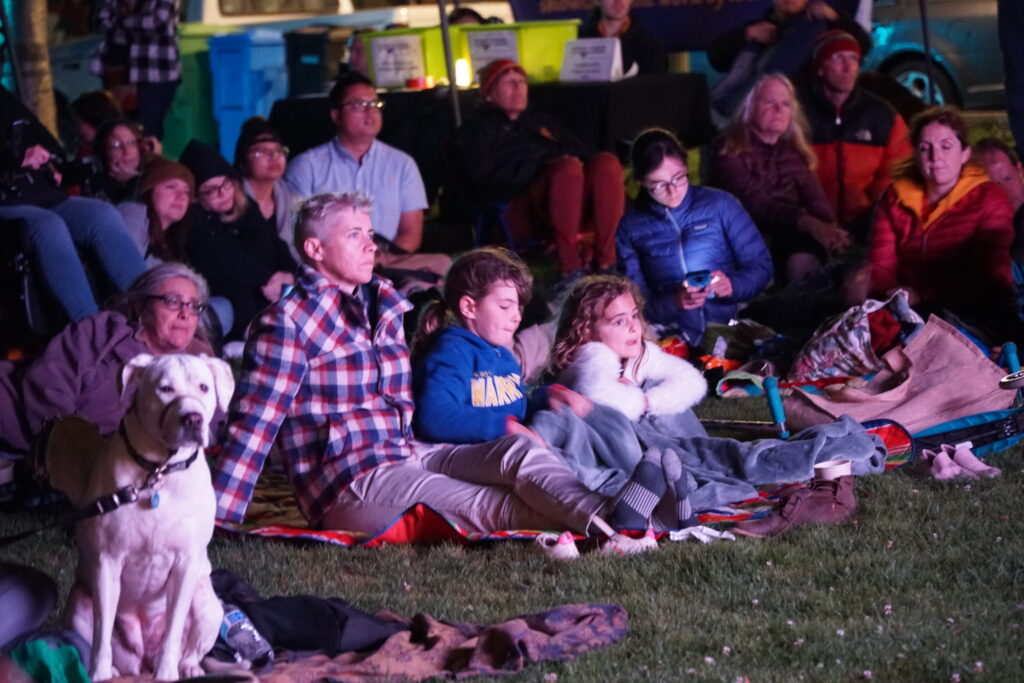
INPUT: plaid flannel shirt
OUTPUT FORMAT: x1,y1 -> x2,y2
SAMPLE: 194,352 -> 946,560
213,266 -> 415,525
92,0 -> 181,84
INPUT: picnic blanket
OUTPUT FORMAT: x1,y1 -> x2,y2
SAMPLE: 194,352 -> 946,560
221,417 -> 911,547
107,600 -> 626,682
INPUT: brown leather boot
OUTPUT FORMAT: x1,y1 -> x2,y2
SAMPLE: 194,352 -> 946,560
805,475 -> 857,524
733,476 -> 857,538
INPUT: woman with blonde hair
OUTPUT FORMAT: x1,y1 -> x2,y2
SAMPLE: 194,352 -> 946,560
709,73 -> 849,282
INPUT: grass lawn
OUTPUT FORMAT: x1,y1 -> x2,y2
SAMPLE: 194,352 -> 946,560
3,397 -> 1023,682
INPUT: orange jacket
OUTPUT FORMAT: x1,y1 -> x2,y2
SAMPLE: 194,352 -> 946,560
803,85 -> 911,227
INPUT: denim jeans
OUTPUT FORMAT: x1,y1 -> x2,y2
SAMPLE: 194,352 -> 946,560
0,197 -> 147,322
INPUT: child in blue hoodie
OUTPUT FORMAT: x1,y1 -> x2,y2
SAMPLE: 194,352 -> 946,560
412,247 -> 590,444
414,247 -> 683,533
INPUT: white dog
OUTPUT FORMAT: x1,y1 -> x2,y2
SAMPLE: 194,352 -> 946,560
48,353 -> 234,681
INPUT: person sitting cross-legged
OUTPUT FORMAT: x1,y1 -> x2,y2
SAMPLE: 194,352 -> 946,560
211,192 -> 665,547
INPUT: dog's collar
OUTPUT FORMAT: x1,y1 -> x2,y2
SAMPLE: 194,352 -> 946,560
119,422 -> 200,488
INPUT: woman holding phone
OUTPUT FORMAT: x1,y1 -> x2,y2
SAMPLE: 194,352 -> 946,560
615,128 -> 773,347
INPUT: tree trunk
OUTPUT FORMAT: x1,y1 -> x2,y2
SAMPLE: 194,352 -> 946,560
12,0 -> 57,135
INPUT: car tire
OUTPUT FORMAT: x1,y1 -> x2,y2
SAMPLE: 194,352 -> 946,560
886,58 -> 960,108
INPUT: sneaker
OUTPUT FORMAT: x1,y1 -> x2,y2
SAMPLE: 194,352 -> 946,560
534,531 -> 580,560
599,529 -> 659,556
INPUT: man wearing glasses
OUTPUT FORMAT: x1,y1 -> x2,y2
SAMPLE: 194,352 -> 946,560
284,72 -> 450,287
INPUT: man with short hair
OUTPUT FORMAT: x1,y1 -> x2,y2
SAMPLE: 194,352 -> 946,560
800,30 -> 910,235
283,73 -> 450,284
212,193 -> 650,543
577,0 -> 667,75
975,138 -> 1024,266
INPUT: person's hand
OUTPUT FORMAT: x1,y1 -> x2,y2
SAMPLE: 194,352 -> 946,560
141,135 -> 162,157
802,216 -> 852,255
807,1 -> 839,21
506,418 -> 549,447
745,21 -> 778,44
261,271 -> 295,302
888,286 -> 920,306
548,385 -> 593,418
675,282 -> 708,310
21,145 -> 51,170
707,270 -> 733,299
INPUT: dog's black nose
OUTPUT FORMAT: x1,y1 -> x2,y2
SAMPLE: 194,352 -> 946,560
182,412 -> 203,430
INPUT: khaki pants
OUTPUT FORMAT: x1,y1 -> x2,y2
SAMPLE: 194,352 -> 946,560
319,435 -> 606,535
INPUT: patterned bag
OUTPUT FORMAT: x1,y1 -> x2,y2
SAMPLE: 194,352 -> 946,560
786,290 -> 923,383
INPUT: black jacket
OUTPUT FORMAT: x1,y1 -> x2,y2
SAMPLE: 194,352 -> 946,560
578,9 -> 668,75
185,197 -> 296,338
0,85 -> 67,208
451,103 -> 591,204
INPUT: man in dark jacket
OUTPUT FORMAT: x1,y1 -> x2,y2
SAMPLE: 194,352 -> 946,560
451,59 -> 624,278
707,0 -> 869,118
799,30 -> 911,237
577,0 -> 667,75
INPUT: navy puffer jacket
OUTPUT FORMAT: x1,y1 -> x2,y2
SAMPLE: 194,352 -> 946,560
616,185 -> 773,345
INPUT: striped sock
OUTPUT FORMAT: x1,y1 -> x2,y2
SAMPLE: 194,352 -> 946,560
611,451 -> 667,530
675,471 -> 698,529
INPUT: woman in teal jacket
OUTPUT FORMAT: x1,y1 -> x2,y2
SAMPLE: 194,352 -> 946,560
616,129 -> 773,346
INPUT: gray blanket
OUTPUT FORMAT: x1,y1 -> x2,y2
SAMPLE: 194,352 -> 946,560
530,407 -> 886,511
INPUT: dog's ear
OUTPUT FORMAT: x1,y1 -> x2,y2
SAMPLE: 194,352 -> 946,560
203,356 -> 236,413
119,354 -> 156,400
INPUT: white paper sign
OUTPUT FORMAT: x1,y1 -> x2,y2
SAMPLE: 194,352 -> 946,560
369,34 -> 424,87
560,38 -> 623,83
466,30 -> 519,80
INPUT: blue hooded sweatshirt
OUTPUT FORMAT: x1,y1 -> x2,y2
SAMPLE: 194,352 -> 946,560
413,326 -> 541,443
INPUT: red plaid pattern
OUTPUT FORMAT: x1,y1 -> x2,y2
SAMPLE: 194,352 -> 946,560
213,266 -> 414,525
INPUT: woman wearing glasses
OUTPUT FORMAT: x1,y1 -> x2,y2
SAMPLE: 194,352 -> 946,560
708,74 -> 848,283
615,128 -> 772,347
235,117 -> 300,263
75,118 -> 160,203
180,139 -> 296,340
0,263 -> 215,456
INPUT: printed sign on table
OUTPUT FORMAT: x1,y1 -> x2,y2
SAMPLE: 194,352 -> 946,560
370,34 -> 425,87
467,30 -> 520,80
560,37 -> 623,82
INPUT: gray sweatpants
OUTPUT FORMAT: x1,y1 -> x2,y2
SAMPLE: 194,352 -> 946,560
319,434 -> 608,535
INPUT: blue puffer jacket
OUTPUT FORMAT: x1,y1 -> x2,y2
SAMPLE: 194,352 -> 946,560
616,185 -> 773,344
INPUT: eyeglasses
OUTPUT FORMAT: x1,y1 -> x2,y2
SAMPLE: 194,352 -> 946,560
109,138 -> 139,151
148,294 -> 207,315
342,99 -> 385,111
198,177 -> 234,199
645,171 -> 688,196
249,146 -> 289,160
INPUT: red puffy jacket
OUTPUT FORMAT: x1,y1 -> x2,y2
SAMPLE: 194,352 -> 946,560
870,166 -> 1014,308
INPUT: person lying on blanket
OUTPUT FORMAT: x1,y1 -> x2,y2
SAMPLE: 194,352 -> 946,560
410,247 -> 675,533
211,193 -> 661,550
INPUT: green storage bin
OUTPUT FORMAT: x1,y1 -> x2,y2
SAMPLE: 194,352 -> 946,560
162,23 -> 237,158
461,20 -> 580,84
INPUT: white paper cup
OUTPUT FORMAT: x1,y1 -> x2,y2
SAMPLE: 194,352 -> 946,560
814,459 -> 851,481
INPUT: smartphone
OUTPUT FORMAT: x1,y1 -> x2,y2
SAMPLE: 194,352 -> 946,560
684,270 -> 711,289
